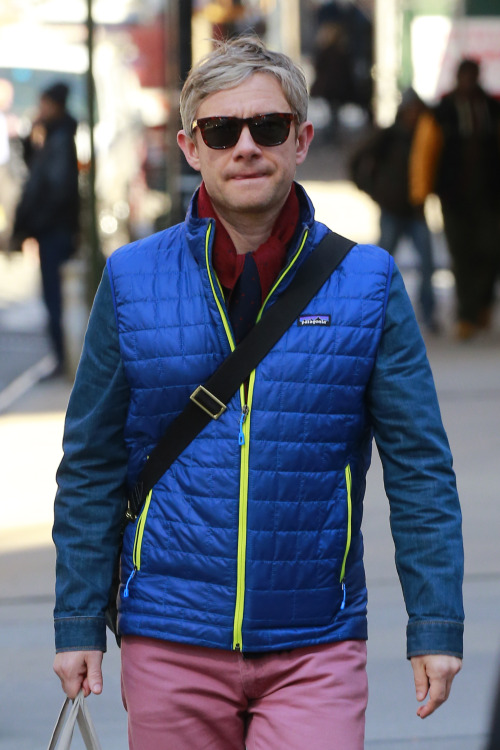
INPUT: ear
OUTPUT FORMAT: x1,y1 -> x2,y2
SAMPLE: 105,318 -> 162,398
177,130 -> 201,172
295,120 -> 314,166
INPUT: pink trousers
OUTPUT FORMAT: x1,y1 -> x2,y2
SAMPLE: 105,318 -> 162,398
121,636 -> 368,750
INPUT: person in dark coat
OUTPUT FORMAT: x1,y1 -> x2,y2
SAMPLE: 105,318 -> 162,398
13,82 -> 80,373
310,21 -> 354,139
410,59 -> 500,340
350,90 -> 437,331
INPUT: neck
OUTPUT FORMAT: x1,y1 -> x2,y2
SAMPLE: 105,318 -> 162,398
214,209 -> 283,255
213,196 -> 288,255
197,182 -> 296,255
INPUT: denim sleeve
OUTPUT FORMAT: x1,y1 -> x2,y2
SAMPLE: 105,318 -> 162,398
53,267 -> 130,652
367,266 -> 464,659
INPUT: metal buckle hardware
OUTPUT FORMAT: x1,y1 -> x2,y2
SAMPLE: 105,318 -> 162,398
190,385 -> 227,420
126,482 -> 144,522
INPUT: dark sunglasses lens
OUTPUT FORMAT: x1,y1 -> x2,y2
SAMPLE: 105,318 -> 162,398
196,114 -> 294,149
200,118 -> 241,149
250,115 -> 292,146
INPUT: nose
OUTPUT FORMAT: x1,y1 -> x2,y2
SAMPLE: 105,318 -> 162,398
233,123 -> 261,155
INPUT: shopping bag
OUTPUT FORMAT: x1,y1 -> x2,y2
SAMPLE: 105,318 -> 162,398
47,690 -> 102,750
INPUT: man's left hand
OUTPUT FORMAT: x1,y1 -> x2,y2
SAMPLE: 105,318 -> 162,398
411,654 -> 462,719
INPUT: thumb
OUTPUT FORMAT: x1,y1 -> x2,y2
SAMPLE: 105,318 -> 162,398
411,656 -> 429,702
85,651 -> 104,695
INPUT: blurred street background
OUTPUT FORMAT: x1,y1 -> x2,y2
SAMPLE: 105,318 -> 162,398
0,1 -> 499,748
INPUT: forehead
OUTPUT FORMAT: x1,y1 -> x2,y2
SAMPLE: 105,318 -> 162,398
195,73 -> 290,120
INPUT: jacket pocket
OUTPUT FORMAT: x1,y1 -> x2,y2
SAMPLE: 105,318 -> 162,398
123,490 -> 153,599
339,465 -> 352,610
132,489 -> 153,571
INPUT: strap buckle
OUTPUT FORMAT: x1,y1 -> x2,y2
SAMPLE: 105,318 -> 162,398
190,385 -> 227,420
126,482 -> 143,522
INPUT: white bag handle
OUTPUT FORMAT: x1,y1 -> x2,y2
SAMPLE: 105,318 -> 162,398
47,690 -> 102,750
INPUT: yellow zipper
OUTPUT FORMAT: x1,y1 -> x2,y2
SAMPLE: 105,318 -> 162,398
132,489 -> 153,570
205,222 -> 236,353
203,224 -> 248,649
255,229 -> 309,324
233,229 -> 310,650
123,487 -> 153,599
206,225 -> 310,650
232,370 -> 255,650
339,465 -> 352,610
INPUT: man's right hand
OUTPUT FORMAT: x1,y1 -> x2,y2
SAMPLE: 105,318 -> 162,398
53,651 -> 104,699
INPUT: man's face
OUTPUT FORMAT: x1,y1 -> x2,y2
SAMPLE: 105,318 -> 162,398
456,68 -> 479,98
177,73 -> 313,222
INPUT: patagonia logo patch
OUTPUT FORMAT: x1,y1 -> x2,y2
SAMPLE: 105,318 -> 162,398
297,314 -> 331,327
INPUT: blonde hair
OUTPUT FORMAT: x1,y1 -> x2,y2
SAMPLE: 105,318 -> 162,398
180,36 -> 309,137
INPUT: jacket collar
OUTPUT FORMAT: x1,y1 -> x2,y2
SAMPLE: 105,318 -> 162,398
184,181 -> 317,268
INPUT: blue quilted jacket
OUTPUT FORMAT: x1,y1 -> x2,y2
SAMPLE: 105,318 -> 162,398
107,186 -> 393,652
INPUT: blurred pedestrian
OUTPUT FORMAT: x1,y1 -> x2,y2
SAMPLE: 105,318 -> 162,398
12,81 -> 79,373
0,79 -> 11,167
350,90 -> 437,331
410,58 -> 500,340
311,1 -> 373,127
0,79 -> 15,248
310,20 -> 354,139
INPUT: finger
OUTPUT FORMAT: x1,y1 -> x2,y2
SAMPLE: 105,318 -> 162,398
412,658 -> 429,703
85,651 -> 104,695
59,672 -> 84,700
53,654 -> 85,699
415,656 -> 462,719
417,674 -> 451,719
53,651 -> 103,699
81,677 -> 92,699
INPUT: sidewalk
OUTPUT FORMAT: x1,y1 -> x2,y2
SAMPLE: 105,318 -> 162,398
1,164 -> 499,747
3,319 -> 500,750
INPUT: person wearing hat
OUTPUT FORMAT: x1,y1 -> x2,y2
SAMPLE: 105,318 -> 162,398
13,81 -> 80,374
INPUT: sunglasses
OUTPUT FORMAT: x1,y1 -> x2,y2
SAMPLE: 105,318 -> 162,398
192,112 -> 296,150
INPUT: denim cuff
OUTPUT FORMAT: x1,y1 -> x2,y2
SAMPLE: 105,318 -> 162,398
55,616 -> 108,653
406,619 -> 464,659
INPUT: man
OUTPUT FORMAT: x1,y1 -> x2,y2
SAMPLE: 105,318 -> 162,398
350,89 -> 437,331
13,81 -> 79,373
53,38 -> 463,750
410,58 -> 500,340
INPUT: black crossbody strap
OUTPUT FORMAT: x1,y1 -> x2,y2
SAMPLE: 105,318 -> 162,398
127,230 -> 355,518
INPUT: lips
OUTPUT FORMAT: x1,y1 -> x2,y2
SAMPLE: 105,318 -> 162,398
231,172 -> 268,180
